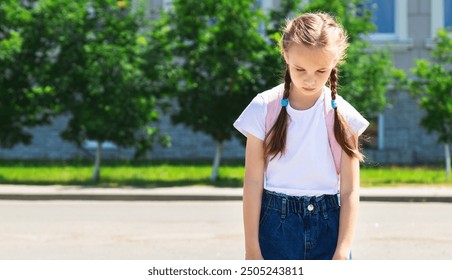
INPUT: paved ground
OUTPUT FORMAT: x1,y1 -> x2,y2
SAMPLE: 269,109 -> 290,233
0,200 -> 451,260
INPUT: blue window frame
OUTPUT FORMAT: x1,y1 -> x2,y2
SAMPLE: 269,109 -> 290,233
445,0 -> 452,30
368,0 -> 395,34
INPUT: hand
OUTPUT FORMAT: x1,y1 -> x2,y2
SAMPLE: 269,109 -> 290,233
245,251 -> 264,260
332,251 -> 350,260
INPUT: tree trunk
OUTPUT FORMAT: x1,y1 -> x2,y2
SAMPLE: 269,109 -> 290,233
445,143 -> 451,181
92,141 -> 102,183
210,140 -> 224,182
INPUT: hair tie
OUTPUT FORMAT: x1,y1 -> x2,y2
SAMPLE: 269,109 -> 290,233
281,98 -> 289,107
331,100 -> 337,109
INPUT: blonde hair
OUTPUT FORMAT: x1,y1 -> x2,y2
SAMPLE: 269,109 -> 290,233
264,12 -> 364,162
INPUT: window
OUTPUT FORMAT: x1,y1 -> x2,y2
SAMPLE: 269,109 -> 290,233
444,0 -> 452,31
366,0 -> 409,43
363,0 -> 412,51
368,0 -> 395,35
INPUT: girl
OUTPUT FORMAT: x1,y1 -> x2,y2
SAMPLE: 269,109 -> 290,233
233,12 -> 369,260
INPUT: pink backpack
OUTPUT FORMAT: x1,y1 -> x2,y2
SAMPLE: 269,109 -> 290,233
264,85 -> 342,174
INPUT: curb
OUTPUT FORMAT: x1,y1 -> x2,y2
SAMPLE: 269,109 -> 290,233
1,185 -> 451,202
359,196 -> 452,203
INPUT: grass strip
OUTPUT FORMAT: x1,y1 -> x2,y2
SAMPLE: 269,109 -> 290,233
0,160 -> 450,188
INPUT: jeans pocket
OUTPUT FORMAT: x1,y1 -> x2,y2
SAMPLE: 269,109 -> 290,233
325,207 -> 340,237
259,197 -> 272,225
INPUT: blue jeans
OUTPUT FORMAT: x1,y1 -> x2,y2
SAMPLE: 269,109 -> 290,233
259,189 -> 340,260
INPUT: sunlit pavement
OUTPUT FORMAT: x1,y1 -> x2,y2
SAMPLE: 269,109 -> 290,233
0,200 -> 451,260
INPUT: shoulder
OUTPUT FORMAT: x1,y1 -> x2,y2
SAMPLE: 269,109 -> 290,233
257,83 -> 284,105
333,90 -> 370,136
240,84 -> 284,113
233,85 -> 284,141
323,86 -> 369,136
336,95 -> 360,118
323,86 -> 361,118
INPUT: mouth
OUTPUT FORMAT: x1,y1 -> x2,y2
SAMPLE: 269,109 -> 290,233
303,87 -> 316,91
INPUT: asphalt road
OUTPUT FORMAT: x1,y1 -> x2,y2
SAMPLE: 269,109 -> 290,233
0,201 -> 451,260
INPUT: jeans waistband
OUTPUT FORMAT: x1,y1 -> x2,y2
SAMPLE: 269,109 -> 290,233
262,189 -> 340,217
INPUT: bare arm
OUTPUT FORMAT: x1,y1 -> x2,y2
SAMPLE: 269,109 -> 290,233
333,137 -> 361,260
243,134 -> 265,260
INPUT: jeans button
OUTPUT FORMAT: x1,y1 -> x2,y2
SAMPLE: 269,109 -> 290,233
307,204 -> 314,211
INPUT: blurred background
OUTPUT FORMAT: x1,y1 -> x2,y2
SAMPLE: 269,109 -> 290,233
0,0 -> 451,186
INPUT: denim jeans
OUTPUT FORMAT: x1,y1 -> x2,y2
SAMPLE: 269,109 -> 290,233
259,189 -> 340,260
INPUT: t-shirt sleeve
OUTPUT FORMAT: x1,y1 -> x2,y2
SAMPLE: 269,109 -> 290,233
339,98 -> 370,136
233,94 -> 266,141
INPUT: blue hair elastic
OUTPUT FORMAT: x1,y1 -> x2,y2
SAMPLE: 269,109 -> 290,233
331,99 -> 337,109
281,98 -> 289,107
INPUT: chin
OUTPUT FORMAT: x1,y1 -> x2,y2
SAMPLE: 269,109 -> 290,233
292,84 -> 320,96
302,87 -> 321,96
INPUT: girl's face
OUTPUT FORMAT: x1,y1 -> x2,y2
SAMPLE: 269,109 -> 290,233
284,43 -> 338,97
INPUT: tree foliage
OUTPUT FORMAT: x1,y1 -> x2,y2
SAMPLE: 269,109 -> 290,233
0,0 -> 57,148
49,0 -> 170,180
1,0 -> 170,181
162,0 -> 275,179
409,29 -> 452,144
408,28 -> 452,179
166,0 -> 273,142
40,1 -> 158,152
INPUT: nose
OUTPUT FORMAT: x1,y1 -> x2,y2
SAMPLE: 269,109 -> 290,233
304,78 -> 315,86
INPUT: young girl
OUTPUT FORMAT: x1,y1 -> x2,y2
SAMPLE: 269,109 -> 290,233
233,12 -> 369,260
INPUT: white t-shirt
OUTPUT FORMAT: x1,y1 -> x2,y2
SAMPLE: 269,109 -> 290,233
233,84 -> 369,196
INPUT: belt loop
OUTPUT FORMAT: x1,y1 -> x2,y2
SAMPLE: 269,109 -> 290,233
281,198 -> 287,219
320,199 -> 328,219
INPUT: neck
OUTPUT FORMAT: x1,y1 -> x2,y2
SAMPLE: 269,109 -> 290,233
289,86 -> 323,110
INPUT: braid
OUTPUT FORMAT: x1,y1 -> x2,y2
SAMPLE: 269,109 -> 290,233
283,65 -> 291,99
264,65 -> 291,161
330,67 -> 365,161
329,67 -> 338,102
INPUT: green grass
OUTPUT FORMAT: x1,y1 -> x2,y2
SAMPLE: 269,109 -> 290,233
0,159 -> 245,188
0,160 -> 450,188
360,166 -> 451,187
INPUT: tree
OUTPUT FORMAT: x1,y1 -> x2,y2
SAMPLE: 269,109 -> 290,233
0,0 -> 57,148
39,0 -> 170,182
163,0 -> 273,181
408,29 -> 452,180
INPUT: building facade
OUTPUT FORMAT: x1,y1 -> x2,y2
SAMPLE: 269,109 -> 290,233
1,0 -> 450,165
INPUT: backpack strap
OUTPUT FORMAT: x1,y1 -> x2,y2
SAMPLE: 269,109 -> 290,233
264,85 -> 342,174
264,85 -> 284,134
324,91 -> 341,174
